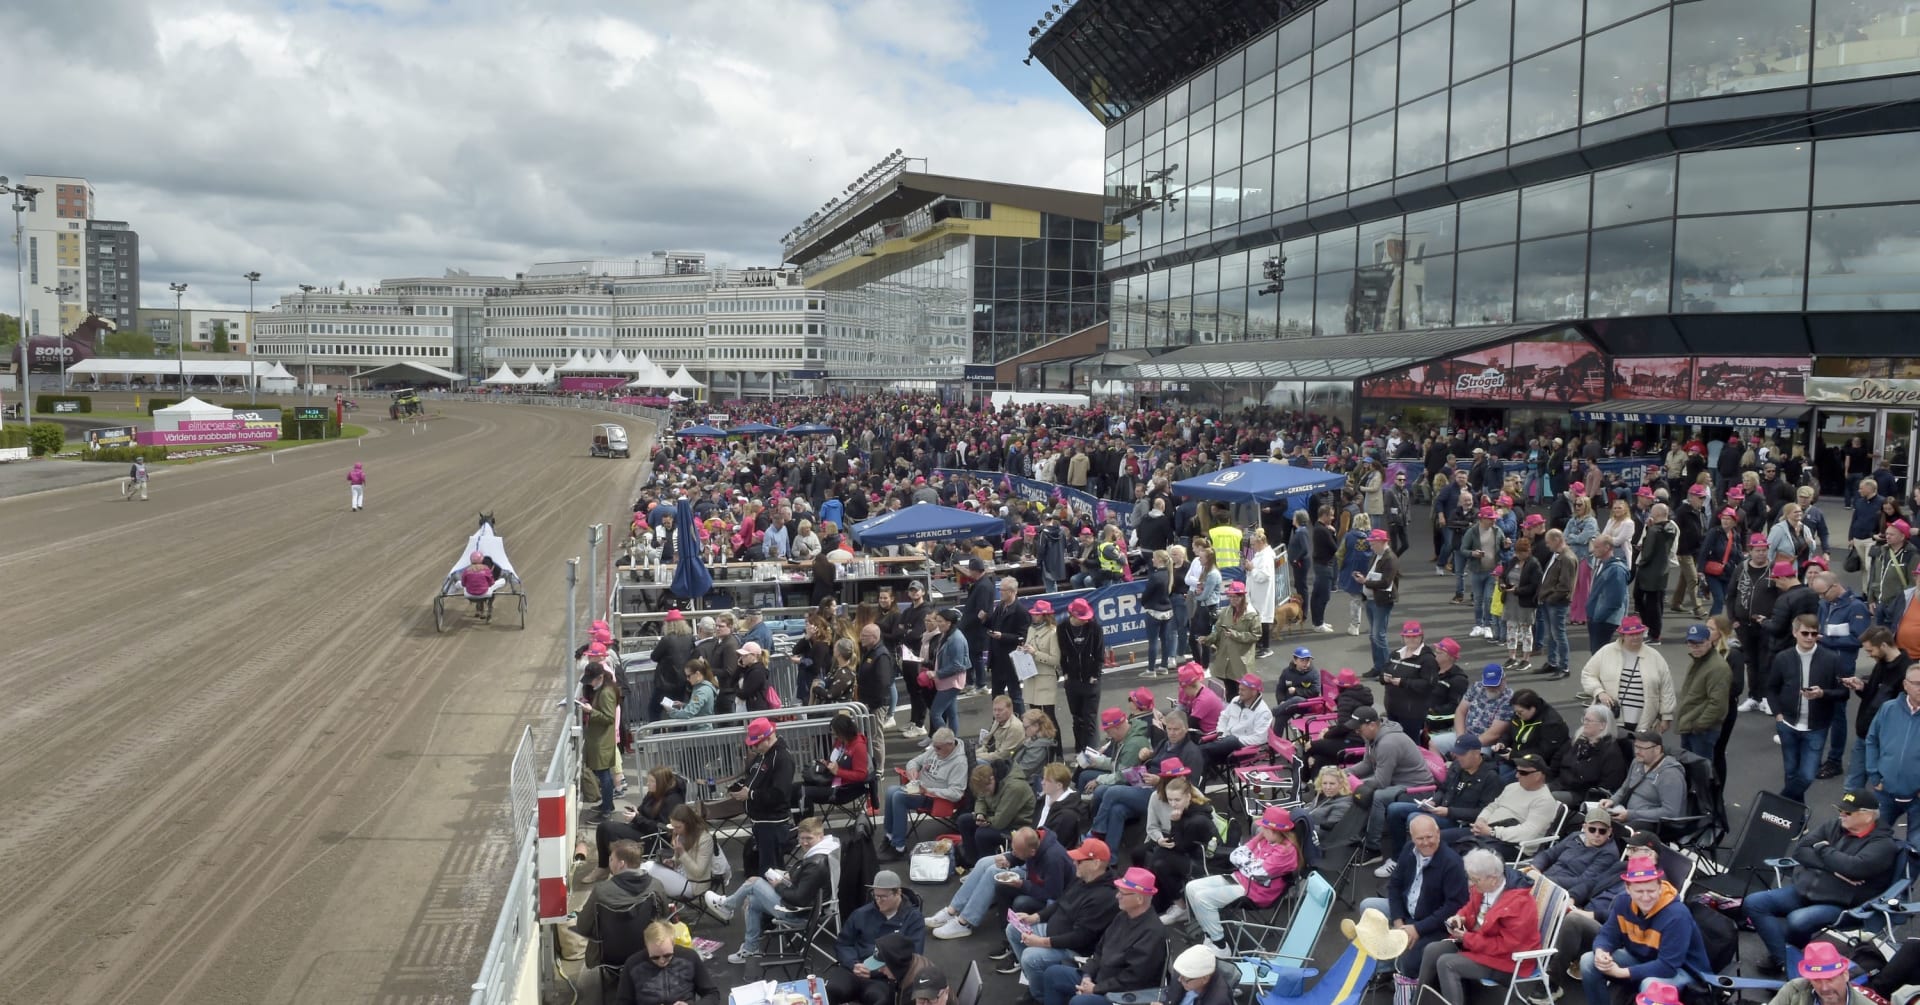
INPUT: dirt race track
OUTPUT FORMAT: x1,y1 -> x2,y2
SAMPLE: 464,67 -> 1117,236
0,401 -> 652,1004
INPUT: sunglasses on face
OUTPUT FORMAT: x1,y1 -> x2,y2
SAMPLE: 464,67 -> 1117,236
649,952 -> 677,963
1797,630 -> 1819,638
1585,824 -> 1612,835
1515,768 -> 1541,776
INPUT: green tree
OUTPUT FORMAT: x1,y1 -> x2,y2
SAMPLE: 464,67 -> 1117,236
0,312 -> 18,347
103,328 -> 156,358
209,320 -> 230,353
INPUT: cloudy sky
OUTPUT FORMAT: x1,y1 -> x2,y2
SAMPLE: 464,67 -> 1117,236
2,0 -> 1102,310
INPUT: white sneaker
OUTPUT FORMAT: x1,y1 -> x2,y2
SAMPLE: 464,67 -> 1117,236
882,714 -> 897,730
1757,699 -> 1773,715
1737,697 -> 1758,713
704,890 -> 734,922
1318,623 -> 1336,633
1773,732 -> 1782,745
1204,939 -> 1233,957
1349,625 -> 1361,636
1159,902 -> 1189,925
932,918 -> 971,940
927,907 -> 956,926
1018,974 -> 1029,987
1468,626 -> 1486,638
1373,859 -> 1398,878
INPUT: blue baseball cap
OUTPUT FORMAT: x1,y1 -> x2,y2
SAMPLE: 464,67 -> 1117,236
1293,646 -> 1313,660
1481,663 -> 1505,687
1685,624 -> 1712,644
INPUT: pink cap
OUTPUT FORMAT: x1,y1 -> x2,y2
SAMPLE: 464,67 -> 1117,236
1728,486 -> 1745,499
1688,484 -> 1709,497
470,550 -> 485,562
1029,599 -> 1054,617
1226,581 -> 1247,595
1128,687 -> 1155,711
1114,866 -> 1158,896
1636,486 -> 1655,498
586,641 -> 609,658
1436,638 -> 1461,658
665,609 -> 685,621
1771,560 -> 1799,578
1498,495 -> 1513,507
1749,533 -> 1769,547
1335,668 -> 1358,686
1177,662 -> 1205,685
1068,597 -> 1095,620
1401,620 -> 1423,636
1477,505 -> 1498,519
1891,519 -> 1912,537
1719,508 -> 1736,520
1522,513 -> 1546,527
1260,805 -> 1295,830
1569,482 -> 1586,493
1240,673 -> 1263,691
745,717 -> 776,745
1157,757 -> 1193,777
1100,707 -> 1127,729
1618,616 -> 1647,635
1368,528 -> 1389,542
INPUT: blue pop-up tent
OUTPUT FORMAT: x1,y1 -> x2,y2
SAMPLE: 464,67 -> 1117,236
1172,460 -> 1347,506
785,423 -> 838,436
676,423 -> 727,438
851,503 -> 1006,548
729,422 -> 785,436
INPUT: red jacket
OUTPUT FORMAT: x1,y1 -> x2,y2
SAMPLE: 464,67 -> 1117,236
1454,882 -> 1541,974
829,735 -> 870,785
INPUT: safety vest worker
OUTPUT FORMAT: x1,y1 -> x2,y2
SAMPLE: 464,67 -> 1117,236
1098,535 -> 1126,577
1209,524 -> 1244,570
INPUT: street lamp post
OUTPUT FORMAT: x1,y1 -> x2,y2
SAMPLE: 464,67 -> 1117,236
298,284 -> 316,402
1,177 -> 42,427
169,282 -> 188,393
243,271 -> 261,403
42,283 -> 73,390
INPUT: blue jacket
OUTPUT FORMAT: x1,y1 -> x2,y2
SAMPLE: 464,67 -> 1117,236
1817,590 -> 1871,658
935,630 -> 970,680
1848,503 -> 1882,543
1382,841 -> 1469,938
1593,882 -> 1712,982
1586,555 -> 1631,626
1012,831 -> 1074,903
1531,832 -> 1626,910
836,889 -> 926,968
1865,691 -> 1920,797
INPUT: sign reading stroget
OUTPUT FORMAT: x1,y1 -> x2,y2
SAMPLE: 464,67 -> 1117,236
1806,376 -> 1920,408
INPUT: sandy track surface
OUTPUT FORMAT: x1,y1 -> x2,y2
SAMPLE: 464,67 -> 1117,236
0,402 -> 651,1004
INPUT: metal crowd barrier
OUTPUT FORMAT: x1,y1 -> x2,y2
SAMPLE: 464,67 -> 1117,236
628,703 -> 881,803
617,652 -> 801,728
449,391 -> 670,429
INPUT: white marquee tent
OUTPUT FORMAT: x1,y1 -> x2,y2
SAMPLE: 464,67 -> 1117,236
152,396 -> 234,432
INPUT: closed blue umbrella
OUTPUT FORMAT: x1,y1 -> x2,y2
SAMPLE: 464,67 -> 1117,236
669,498 -> 712,603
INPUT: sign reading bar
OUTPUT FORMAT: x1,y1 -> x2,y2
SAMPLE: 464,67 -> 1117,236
1573,408 -> 1799,430
1806,376 -> 1920,408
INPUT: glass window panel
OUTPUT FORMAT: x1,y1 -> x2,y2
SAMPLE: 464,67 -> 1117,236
1814,0 -> 1920,83
1219,87 -> 1245,117
1402,0 -> 1449,29
1284,234 -> 1319,279
1163,138 -> 1187,189
1407,204 -> 1458,257
1584,12 -> 1669,124
1521,175 -> 1592,239
1246,282 -> 1279,339
1244,99 -> 1275,161
1247,72 -> 1276,106
1459,190 -> 1519,249
1185,183 -> 1215,236
1317,35 -> 1353,70
1191,68 -> 1215,109
1315,0 -> 1355,45
1457,245 -> 1517,323
1313,64 -> 1352,136
1216,114 -> 1243,172
1276,54 -> 1311,91
1400,15 -> 1452,100
1145,98 -> 1166,136
1189,125 -> 1215,182
1511,42 -> 1582,141
1359,216 -> 1406,331
1515,1 -> 1582,57
1219,51 -> 1246,91
1450,70 -> 1510,161
1278,275 -> 1316,336
1274,143 -> 1308,209
1168,83 -> 1190,123
1673,211 -> 1809,313
1277,81 -> 1310,148
1246,29 -> 1280,80
1350,112 -> 1397,189
1353,40 -> 1400,118
1194,257 -> 1221,296
1213,169 -> 1244,226
1278,15 -> 1314,67
1397,91 -> 1449,175
1589,220 -> 1675,317
1124,112 -> 1143,148
1221,250 -> 1251,290
1588,0 -> 1662,31
1453,0 -> 1513,82
1320,226 -> 1360,273
1672,0 -> 1811,100
1592,156 -> 1676,227
1358,0 -> 1400,23
1315,270 -> 1357,335
1310,130 -> 1350,200
1517,234 -> 1589,321
1809,204 -> 1920,309
1815,133 -> 1920,205
1677,142 -> 1811,214
1408,252 -> 1455,327
1356,11 -> 1398,53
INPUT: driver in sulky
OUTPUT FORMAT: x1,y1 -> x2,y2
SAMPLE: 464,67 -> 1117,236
461,550 -> 497,620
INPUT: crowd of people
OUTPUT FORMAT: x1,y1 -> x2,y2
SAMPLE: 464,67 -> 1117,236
560,392 -> 1920,1005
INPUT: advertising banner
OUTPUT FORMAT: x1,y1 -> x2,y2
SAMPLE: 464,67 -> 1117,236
1574,408 -> 1799,430
558,376 -> 630,392
1356,338 -> 1604,404
1608,357 -> 1693,400
85,426 -> 137,449
1692,357 -> 1809,404
1019,580 -> 1150,649
1805,376 -> 1920,407
25,335 -> 93,374
227,407 -> 282,424
933,468 -> 1137,534
136,426 -> 282,446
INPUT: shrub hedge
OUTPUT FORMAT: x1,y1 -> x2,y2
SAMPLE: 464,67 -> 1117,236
34,394 -> 92,414
85,445 -> 171,463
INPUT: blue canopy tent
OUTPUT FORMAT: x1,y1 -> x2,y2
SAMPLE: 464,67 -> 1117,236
729,422 -> 786,436
668,498 -> 715,603
851,503 -> 1006,548
1172,460 -> 1348,506
785,423 -> 838,436
676,423 -> 727,438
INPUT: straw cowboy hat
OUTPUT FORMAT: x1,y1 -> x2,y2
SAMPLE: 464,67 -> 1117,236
1344,907 -> 1411,961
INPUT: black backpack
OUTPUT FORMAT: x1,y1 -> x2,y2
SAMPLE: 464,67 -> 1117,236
1689,901 -> 1738,972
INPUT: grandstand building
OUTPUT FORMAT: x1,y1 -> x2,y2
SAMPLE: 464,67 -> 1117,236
1033,0 -> 1920,481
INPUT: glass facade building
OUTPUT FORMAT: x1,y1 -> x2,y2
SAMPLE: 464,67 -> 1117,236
1076,0 -> 1920,357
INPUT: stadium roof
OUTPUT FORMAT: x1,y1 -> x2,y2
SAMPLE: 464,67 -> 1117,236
1031,0 -> 1302,124
354,361 -> 467,384
1119,324 -> 1559,381
69,359 -> 278,377
785,172 -> 1104,266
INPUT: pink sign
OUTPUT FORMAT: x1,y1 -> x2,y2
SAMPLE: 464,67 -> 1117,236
138,427 -> 283,446
560,376 -> 630,392
176,419 -> 278,433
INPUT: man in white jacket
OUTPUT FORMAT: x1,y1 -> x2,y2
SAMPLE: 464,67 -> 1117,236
1199,672 -> 1275,769
1578,616 -> 1676,733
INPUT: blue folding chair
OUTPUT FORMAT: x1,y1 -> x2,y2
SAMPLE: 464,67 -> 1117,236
1227,872 -> 1336,976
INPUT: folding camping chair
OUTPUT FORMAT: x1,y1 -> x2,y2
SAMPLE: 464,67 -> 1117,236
1316,805 -> 1369,908
1224,871 -> 1336,962
1695,791 -> 1808,899
1480,876 -> 1570,1005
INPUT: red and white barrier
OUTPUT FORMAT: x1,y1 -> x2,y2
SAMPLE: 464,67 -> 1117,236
535,786 -> 570,922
